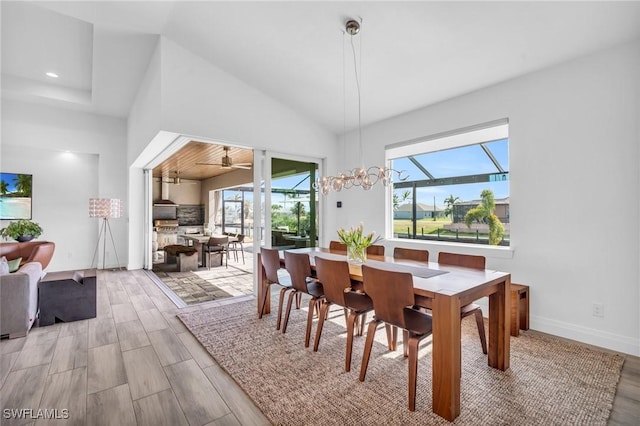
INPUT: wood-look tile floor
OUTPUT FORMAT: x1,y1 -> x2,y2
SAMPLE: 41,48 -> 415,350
1,269 -> 638,425
0,269 -> 269,426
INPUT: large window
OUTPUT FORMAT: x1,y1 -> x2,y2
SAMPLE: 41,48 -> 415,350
388,122 -> 509,246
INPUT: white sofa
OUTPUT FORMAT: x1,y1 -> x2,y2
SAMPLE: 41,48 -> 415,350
0,262 -> 42,338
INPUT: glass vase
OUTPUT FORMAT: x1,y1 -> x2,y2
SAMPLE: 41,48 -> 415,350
347,244 -> 367,264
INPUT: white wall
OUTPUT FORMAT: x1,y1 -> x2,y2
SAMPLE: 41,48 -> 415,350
1,99 -> 128,271
0,145 -> 98,271
339,40 -> 640,355
126,38 -> 339,268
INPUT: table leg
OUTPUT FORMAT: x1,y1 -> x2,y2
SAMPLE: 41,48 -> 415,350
256,254 -> 271,315
432,292 -> 461,421
488,277 -> 511,370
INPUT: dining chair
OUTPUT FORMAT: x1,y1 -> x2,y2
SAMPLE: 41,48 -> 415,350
313,256 -> 374,372
438,251 -> 488,354
366,244 -> 385,256
359,265 -> 433,411
329,240 -> 347,252
329,241 -> 385,256
228,234 -> 245,264
393,247 -> 429,262
282,251 -> 325,347
259,248 -> 293,330
204,236 -> 229,269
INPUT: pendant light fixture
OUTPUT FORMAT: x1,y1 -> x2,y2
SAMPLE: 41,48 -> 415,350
314,18 -> 407,196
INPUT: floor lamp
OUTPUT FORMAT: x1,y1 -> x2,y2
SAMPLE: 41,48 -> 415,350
90,198 -> 123,270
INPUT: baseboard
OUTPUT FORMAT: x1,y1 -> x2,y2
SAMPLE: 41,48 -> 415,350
531,315 -> 639,356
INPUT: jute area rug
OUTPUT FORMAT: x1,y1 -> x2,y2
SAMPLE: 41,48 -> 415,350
178,299 -> 623,425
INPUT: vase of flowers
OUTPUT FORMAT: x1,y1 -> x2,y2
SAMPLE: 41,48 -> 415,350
337,223 -> 381,264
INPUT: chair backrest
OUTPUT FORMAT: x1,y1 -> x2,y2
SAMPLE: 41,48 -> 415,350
438,251 -> 485,270
314,256 -> 351,306
284,251 -> 313,292
361,265 -> 415,329
260,248 -> 282,284
235,234 -> 245,243
366,244 -> 385,256
394,247 -> 429,262
207,236 -> 229,247
329,240 -> 347,252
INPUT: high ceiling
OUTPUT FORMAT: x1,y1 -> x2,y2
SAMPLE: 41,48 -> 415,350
3,1 -> 640,141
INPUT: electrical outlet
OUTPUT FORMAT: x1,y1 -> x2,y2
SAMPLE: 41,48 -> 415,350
592,303 -> 604,318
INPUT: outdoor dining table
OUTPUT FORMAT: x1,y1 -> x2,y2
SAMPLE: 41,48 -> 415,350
256,247 -> 511,421
182,234 -> 237,267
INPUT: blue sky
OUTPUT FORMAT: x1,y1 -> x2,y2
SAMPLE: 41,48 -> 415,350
0,172 -> 22,193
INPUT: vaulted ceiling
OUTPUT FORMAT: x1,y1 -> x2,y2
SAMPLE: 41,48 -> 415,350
3,1 -> 640,179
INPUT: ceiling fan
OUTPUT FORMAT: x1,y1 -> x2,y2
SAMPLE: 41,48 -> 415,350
197,146 -> 252,170
161,171 -> 196,185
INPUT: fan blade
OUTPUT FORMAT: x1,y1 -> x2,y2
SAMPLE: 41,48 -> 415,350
196,162 -> 223,166
232,165 -> 252,170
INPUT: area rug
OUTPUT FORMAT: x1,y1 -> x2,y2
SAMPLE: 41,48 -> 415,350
178,299 -> 624,425
152,270 -> 233,304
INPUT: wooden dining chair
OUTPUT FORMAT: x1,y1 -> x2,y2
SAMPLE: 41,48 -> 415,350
359,265 -> 433,411
329,240 -> 347,252
282,251 -> 325,347
330,241 -> 384,256
313,256 -> 374,372
259,248 -> 293,330
438,251 -> 488,354
204,236 -> 229,269
393,247 -> 429,262
366,244 -> 385,256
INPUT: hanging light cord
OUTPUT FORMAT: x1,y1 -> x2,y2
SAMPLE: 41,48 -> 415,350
349,33 -> 363,169
312,18 -> 408,195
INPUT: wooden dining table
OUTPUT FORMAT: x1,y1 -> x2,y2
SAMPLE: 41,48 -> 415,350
256,247 -> 511,421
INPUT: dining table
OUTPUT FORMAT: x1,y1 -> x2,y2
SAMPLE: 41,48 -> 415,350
182,234 -> 236,267
256,247 -> 511,421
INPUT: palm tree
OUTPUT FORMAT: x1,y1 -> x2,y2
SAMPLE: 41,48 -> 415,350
0,180 -> 8,196
291,202 -> 306,235
13,174 -> 32,197
393,190 -> 411,210
464,189 -> 505,245
443,194 -> 460,220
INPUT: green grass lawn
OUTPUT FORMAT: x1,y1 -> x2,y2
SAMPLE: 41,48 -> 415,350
393,218 -> 452,236
393,218 -> 510,244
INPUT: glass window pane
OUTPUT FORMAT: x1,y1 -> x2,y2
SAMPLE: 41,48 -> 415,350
389,125 -> 509,246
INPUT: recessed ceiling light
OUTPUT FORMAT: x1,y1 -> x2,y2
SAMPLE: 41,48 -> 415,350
46,72 -> 59,78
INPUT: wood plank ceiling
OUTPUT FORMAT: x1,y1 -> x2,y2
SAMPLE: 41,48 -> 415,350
152,141 -> 253,181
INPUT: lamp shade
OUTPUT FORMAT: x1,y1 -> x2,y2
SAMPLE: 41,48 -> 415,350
89,198 -> 123,218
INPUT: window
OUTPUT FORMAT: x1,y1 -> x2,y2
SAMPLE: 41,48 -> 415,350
387,122 -> 509,246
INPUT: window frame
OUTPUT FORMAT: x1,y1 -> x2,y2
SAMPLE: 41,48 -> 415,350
384,119 -> 512,254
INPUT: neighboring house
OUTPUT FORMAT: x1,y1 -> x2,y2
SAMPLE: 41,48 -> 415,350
394,203 -> 446,220
452,197 -> 510,224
